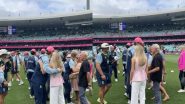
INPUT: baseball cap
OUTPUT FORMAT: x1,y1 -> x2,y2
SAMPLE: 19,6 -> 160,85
41,49 -> 46,54
31,49 -> 36,53
24,51 -> 29,56
134,37 -> 144,44
101,43 -> 110,48
126,43 -> 131,46
46,46 -> 55,53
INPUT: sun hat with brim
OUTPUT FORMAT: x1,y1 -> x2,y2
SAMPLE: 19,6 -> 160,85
46,46 -> 55,53
101,43 -> 110,48
134,37 -> 144,44
0,49 -> 9,56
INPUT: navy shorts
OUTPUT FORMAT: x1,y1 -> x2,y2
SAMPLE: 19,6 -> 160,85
0,86 -> 8,94
96,73 -> 111,87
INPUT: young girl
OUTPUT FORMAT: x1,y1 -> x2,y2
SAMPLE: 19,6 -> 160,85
49,50 -> 65,104
130,45 -> 148,104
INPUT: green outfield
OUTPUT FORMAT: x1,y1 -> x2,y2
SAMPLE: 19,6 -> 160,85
5,55 -> 185,104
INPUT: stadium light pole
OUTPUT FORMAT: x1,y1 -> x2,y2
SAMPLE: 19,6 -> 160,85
87,0 -> 90,10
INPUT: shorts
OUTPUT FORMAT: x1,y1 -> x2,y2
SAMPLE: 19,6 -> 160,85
96,73 -> 111,87
11,69 -> 18,74
0,86 -> 8,94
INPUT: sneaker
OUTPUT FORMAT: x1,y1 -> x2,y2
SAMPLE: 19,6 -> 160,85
28,87 -> 31,90
97,98 -> 107,104
93,78 -> 97,82
148,86 -> 152,90
86,89 -> 89,92
122,72 -> 125,75
177,89 -> 185,93
124,93 -> 128,97
115,79 -> 118,82
18,81 -> 24,85
163,81 -> 166,85
30,95 -> 34,99
118,70 -> 120,74
128,100 -> 131,104
8,82 -> 12,87
124,85 -> 127,89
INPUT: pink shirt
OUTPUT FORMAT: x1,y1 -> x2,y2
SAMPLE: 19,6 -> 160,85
50,73 -> 64,87
132,59 -> 147,82
178,50 -> 185,71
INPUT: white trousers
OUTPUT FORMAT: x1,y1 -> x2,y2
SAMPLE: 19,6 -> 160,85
131,81 -> 146,104
50,85 -> 65,104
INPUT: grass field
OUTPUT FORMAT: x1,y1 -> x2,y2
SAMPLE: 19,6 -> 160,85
5,55 -> 185,104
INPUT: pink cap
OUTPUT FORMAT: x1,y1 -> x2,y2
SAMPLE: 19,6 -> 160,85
24,51 -> 29,56
31,49 -> 36,53
134,37 -> 144,44
41,49 -> 46,54
126,43 -> 131,46
46,46 -> 55,53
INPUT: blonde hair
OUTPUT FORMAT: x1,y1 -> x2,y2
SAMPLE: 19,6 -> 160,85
179,45 -> 185,51
50,50 -> 63,70
134,45 -> 147,66
71,50 -> 78,59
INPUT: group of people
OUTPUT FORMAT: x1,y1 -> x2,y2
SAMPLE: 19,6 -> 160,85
0,37 -> 185,104
0,47 -> 93,104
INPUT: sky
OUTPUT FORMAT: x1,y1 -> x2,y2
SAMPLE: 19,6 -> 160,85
0,0 -> 184,17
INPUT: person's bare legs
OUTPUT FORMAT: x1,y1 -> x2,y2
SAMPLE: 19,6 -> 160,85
0,94 -> 5,104
103,84 -> 111,97
99,86 -> 105,104
160,84 -> 169,101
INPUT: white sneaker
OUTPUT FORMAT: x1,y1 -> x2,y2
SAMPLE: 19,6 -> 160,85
124,93 -> 128,97
177,89 -> 185,93
18,81 -> 24,85
93,78 -> 97,82
97,98 -> 107,104
163,81 -> 166,85
8,82 -> 12,87
124,85 -> 127,89
118,70 -> 120,74
29,95 -> 34,99
28,87 -> 31,90
115,79 -> 118,82
128,100 -> 131,104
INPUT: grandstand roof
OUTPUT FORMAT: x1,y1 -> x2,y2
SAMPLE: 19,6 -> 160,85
94,8 -> 185,24
1,8 -> 185,26
0,10 -> 92,26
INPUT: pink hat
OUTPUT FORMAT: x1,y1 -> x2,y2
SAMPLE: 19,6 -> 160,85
31,49 -> 36,53
41,49 -> 46,54
126,43 -> 131,46
46,46 -> 55,53
24,51 -> 29,56
134,37 -> 144,44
